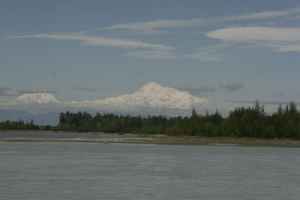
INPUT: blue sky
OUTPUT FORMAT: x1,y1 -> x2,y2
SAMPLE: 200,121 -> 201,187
1,0 -> 300,110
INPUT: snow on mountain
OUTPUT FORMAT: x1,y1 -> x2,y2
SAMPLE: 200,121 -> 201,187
71,82 -> 208,115
16,93 -> 60,104
0,83 -> 209,124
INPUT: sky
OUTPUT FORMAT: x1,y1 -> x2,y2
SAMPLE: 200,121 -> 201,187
1,0 -> 300,112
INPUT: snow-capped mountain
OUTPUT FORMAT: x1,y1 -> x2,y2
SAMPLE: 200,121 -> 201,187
16,93 -> 60,104
0,83 -> 209,124
71,82 -> 207,115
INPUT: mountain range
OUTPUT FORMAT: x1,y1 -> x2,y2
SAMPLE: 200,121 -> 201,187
0,82 -> 208,124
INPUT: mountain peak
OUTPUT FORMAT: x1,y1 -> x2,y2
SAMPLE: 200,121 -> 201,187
132,82 -> 207,109
139,82 -> 163,91
16,93 -> 60,104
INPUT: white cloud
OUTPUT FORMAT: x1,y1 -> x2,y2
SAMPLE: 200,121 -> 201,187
10,33 -> 174,51
207,27 -> 300,53
223,7 -> 300,21
104,18 -> 206,33
0,87 -> 56,97
207,27 -> 300,42
103,7 -> 300,32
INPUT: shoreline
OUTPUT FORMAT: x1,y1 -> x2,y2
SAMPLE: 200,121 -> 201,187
0,130 -> 300,147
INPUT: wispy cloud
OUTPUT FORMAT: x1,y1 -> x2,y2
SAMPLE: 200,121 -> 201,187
0,87 -> 56,97
10,7 -> 300,60
103,7 -> 300,33
207,27 -> 300,42
223,7 -> 300,21
207,27 -> 300,53
103,18 -> 206,33
9,33 -> 174,51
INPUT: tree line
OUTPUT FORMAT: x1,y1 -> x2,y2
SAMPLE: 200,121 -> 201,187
0,120 -> 39,130
1,102 -> 300,139
57,102 -> 300,139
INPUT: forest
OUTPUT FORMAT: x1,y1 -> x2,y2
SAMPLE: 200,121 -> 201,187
1,102 -> 300,139
57,102 -> 300,139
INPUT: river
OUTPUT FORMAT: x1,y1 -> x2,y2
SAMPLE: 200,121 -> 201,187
0,142 -> 299,199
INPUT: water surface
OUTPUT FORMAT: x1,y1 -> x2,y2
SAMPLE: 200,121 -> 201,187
0,142 -> 299,200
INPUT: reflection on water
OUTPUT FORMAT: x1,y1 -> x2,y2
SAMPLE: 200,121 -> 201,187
0,141 -> 300,200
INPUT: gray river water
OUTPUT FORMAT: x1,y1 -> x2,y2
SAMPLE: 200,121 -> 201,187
0,141 -> 299,200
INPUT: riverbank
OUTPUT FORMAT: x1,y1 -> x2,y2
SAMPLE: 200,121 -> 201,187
0,130 -> 300,147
